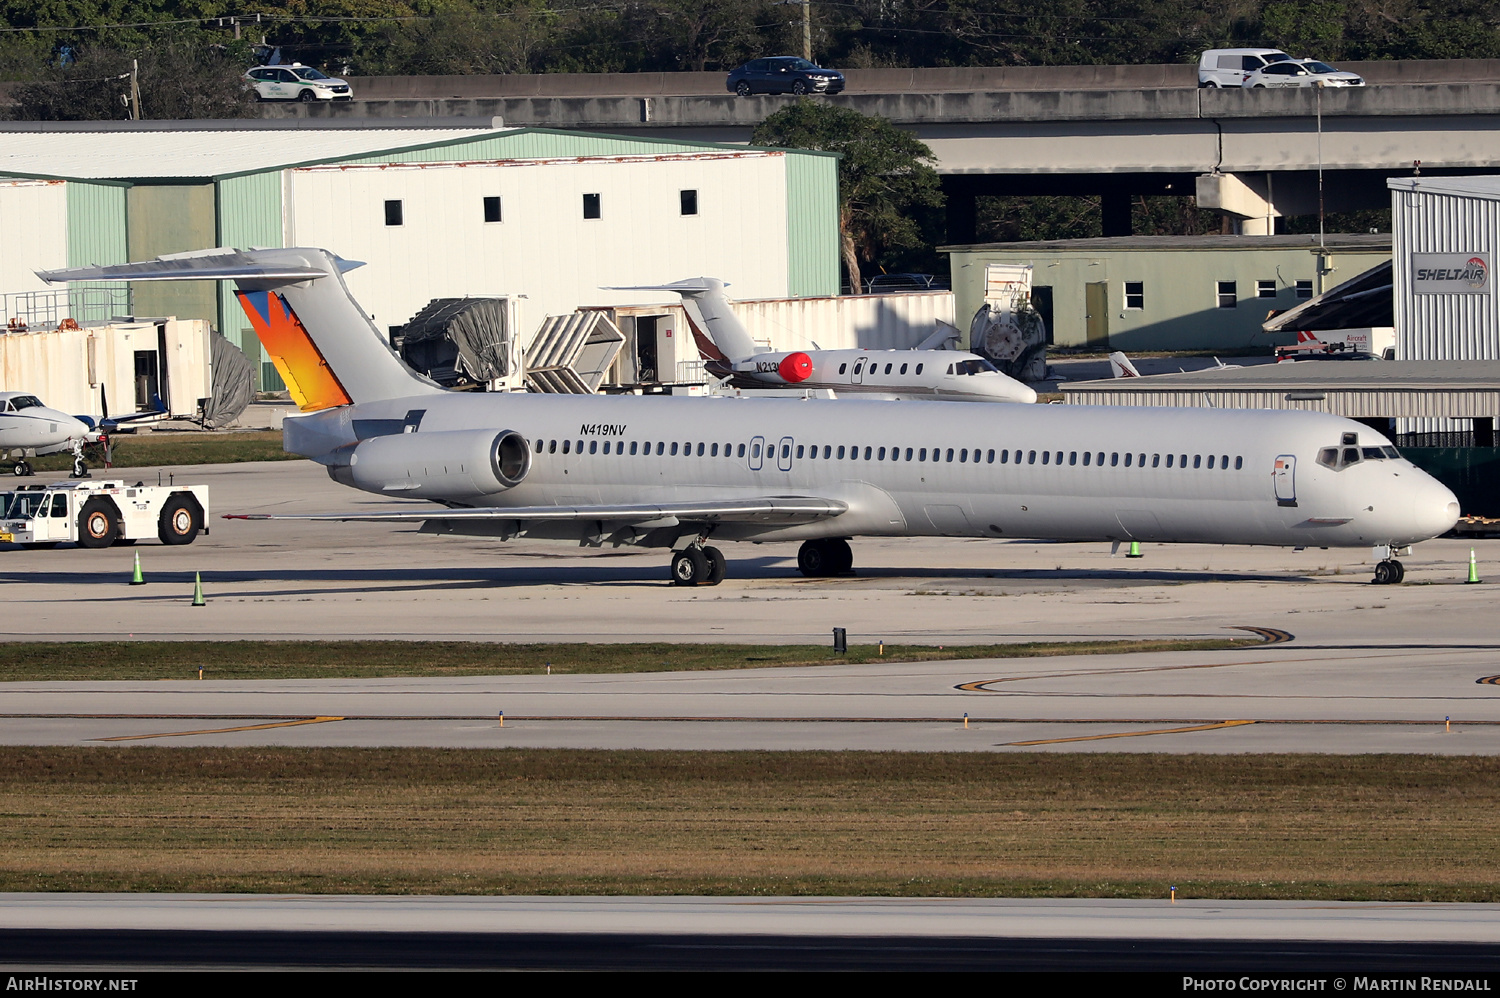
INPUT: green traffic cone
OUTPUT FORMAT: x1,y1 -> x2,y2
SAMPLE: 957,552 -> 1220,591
1126,540 -> 1143,559
191,572 -> 205,607
1467,549 -> 1482,584
129,551 -> 145,586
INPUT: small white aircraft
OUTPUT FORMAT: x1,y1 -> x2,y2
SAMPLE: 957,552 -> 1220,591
0,392 -> 100,477
618,278 -> 1038,403
1108,352 -> 1241,379
41,249 -> 1458,588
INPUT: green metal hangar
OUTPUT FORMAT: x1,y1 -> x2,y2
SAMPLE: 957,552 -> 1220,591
0,120 -> 840,389
943,234 -> 1391,352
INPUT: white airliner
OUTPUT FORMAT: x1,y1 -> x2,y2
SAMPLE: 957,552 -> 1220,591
0,392 -> 99,477
619,278 -> 1037,403
41,249 -> 1458,587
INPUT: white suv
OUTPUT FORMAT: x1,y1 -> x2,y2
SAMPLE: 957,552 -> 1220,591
244,64 -> 353,102
1198,48 -> 1293,87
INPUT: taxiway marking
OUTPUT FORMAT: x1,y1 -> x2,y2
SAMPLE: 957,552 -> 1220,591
91,716 -> 346,742
1002,719 -> 1257,746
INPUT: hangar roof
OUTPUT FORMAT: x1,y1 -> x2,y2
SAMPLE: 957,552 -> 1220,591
0,122 -> 507,182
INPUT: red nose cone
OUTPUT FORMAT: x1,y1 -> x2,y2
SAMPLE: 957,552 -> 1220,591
778,352 -> 813,383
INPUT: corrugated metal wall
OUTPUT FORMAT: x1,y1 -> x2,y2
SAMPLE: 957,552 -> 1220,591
1393,185 -> 1500,361
0,180 -> 68,300
125,184 -> 217,327
1063,386 -> 1500,419
64,181 -> 129,326
736,291 -> 955,352
286,153 -> 793,344
1391,183 -> 1500,432
217,171 -> 286,391
783,153 -> 840,297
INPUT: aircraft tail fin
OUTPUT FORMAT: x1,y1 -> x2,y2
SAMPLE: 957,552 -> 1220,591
607,278 -> 759,363
1108,351 -> 1142,378
39,247 -> 442,411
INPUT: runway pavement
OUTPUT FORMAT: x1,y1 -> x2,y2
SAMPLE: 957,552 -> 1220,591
4,895 -> 1500,971
2,459 -> 1497,751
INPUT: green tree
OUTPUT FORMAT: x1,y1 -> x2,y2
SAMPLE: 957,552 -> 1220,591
752,99 -> 944,293
8,39 -> 256,120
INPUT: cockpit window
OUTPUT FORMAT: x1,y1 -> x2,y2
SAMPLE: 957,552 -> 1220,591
9,396 -> 41,410
1318,440 -> 1393,471
953,359 -> 1000,376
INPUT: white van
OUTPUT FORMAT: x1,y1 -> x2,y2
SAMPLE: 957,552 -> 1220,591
1198,48 -> 1293,87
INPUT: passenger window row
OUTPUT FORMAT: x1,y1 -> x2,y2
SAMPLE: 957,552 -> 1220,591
530,437 -> 1246,471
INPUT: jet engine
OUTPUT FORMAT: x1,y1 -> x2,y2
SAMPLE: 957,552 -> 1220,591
334,428 -> 531,499
736,351 -> 813,384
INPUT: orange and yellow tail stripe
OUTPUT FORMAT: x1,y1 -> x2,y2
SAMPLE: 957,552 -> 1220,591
236,290 -> 351,411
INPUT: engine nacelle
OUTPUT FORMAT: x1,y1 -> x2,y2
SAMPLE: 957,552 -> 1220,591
332,428 -> 531,499
738,351 -> 814,384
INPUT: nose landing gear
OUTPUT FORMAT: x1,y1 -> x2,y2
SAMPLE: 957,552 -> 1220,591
670,544 -> 727,586
1373,559 -> 1405,585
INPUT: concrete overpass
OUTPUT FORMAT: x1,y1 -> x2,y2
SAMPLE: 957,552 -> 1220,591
264,61 -> 1500,237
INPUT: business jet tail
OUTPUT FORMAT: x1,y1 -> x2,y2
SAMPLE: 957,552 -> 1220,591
607,278 -> 760,364
38,247 -> 441,411
1108,351 -> 1143,378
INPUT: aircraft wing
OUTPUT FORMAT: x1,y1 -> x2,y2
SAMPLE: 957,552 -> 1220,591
226,496 -> 847,525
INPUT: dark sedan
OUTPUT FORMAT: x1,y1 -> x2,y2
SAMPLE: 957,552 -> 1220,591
727,57 -> 845,96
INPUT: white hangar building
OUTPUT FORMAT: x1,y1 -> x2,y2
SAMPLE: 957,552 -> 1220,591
0,120 -> 840,390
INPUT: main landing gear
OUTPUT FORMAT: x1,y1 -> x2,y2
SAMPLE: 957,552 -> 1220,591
670,545 -> 727,586
11,460 -> 32,477
797,538 -> 852,577
1372,559 -> 1405,585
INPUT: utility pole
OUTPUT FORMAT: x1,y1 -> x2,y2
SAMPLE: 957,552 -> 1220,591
802,0 -> 812,62
129,59 -> 141,121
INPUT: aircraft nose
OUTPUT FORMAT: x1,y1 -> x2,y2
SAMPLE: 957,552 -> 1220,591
1411,476 -> 1461,539
1007,384 -> 1038,404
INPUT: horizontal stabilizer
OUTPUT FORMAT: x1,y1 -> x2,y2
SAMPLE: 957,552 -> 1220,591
226,496 -> 848,526
37,248 -> 362,286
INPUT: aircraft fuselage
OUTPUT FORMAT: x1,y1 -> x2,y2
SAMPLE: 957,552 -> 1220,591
288,392 -> 1457,550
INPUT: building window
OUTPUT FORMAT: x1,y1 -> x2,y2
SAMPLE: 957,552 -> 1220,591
1257,279 -> 1277,298
1216,281 -> 1237,308
680,190 -> 698,215
483,196 -> 502,223
384,200 -> 403,226
583,193 -> 601,219
1124,281 -> 1144,310
1295,279 -> 1314,299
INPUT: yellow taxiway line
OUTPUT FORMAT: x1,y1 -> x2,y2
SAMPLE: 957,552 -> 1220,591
1002,719 -> 1256,746
92,717 -> 345,742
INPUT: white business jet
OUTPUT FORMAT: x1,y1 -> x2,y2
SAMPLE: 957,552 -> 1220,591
41,249 -> 1457,587
617,278 -> 1037,403
0,392 -> 100,477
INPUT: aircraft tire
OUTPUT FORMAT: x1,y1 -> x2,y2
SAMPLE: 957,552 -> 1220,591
1390,559 -> 1405,584
77,499 -> 119,549
12,461 -> 31,477
157,496 -> 202,546
1373,560 -> 1405,585
703,546 -> 727,586
671,547 -> 709,586
799,539 -> 850,577
828,538 -> 853,575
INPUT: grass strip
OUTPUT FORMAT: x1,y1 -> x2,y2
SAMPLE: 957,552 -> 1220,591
0,637 -> 1247,681
29,431 -> 298,472
1,747 -> 1495,901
